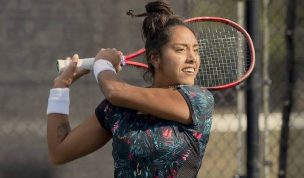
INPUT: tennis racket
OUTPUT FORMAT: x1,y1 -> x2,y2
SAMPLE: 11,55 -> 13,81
57,16 -> 255,90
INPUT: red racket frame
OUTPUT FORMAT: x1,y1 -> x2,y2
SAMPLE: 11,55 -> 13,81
122,17 -> 255,90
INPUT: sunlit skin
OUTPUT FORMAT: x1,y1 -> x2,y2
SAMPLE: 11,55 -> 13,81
151,25 -> 200,88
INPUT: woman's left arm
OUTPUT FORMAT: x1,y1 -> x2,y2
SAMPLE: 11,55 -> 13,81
100,71 -> 191,124
94,49 -> 191,125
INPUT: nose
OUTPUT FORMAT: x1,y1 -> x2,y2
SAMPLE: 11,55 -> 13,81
186,50 -> 197,63
186,57 -> 195,63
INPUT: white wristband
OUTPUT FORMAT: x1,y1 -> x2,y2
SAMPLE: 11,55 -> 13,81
93,59 -> 116,82
47,88 -> 70,115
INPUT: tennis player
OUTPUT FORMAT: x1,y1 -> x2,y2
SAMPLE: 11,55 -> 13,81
47,1 -> 214,177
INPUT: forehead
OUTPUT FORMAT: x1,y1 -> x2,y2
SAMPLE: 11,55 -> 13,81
168,25 -> 198,44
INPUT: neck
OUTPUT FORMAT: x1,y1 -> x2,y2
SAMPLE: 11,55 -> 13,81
151,78 -> 178,88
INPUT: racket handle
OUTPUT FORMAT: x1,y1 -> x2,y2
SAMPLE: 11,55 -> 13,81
56,56 -> 126,73
56,58 -> 95,73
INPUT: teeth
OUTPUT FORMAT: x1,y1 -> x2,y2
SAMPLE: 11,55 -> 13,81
182,68 -> 195,72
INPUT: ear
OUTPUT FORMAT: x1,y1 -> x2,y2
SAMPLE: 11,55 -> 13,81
150,53 -> 160,69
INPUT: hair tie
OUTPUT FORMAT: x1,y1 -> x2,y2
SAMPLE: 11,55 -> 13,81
126,10 -> 147,17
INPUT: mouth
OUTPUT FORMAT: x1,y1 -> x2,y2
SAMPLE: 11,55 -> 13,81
182,67 -> 196,74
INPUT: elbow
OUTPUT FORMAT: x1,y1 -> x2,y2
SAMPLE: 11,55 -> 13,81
48,151 -> 68,165
180,117 -> 193,125
179,114 -> 193,125
183,119 -> 193,125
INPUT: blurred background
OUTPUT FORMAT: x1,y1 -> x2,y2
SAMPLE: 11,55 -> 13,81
0,0 -> 303,178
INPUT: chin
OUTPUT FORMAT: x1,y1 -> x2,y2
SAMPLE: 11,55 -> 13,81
177,80 -> 195,86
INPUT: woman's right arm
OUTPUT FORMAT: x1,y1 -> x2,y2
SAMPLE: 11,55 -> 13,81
47,114 -> 111,165
47,54 -> 111,165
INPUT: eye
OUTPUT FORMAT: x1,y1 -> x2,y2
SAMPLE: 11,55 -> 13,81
175,48 -> 185,52
194,48 -> 200,54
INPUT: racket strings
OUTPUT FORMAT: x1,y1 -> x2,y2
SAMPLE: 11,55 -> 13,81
190,22 -> 251,88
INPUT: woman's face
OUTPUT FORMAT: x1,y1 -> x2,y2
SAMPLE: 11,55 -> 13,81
153,25 -> 200,87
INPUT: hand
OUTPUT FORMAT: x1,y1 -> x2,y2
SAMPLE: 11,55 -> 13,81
95,48 -> 123,72
53,54 -> 90,88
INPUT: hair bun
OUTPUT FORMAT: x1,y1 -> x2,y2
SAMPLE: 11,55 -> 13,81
145,1 -> 174,16
142,1 -> 175,39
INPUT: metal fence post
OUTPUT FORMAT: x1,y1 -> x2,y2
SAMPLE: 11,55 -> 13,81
278,0 -> 296,177
245,0 -> 261,178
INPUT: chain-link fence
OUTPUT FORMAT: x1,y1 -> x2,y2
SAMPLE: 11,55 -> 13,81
0,0 -> 303,178
193,0 -> 304,178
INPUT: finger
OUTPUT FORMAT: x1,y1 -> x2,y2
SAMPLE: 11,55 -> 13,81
61,55 -> 78,76
71,54 -> 79,64
67,54 -> 78,69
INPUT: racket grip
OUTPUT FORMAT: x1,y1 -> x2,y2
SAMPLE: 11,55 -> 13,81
56,56 -> 126,73
56,58 -> 95,73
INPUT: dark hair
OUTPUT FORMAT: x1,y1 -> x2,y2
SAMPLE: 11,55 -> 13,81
127,0 -> 191,81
